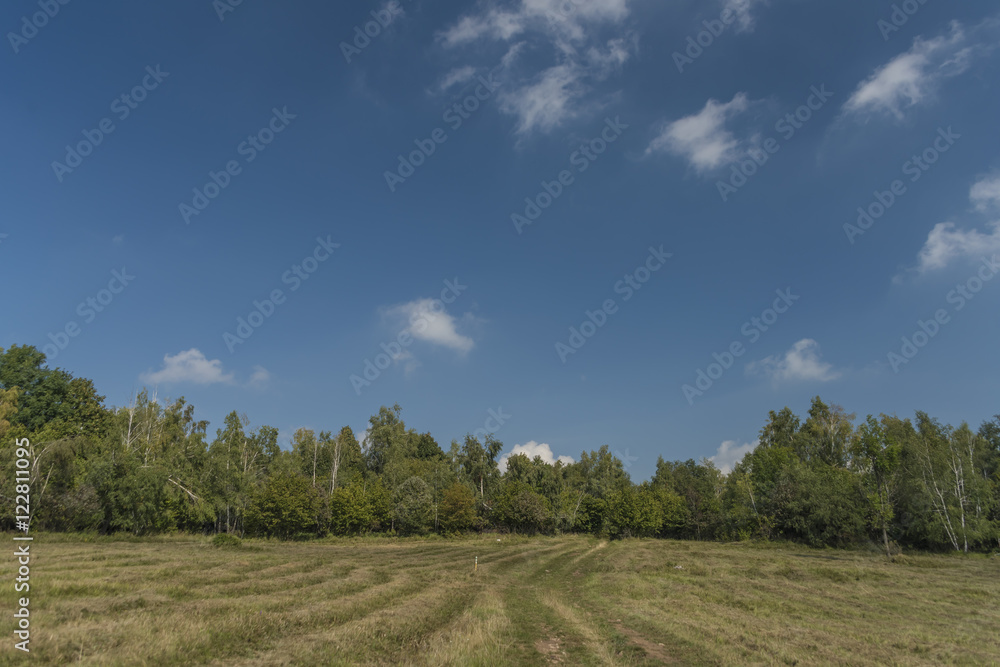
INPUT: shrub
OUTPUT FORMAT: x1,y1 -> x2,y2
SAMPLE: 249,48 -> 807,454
212,533 -> 243,548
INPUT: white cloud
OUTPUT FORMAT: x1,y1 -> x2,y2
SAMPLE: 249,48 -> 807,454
141,349 -> 236,386
723,0 -> 767,33
710,439 -> 757,474
914,221 -> 1000,273
112,234 -> 125,246
907,175 -> 1000,274
747,339 -> 841,383
438,66 -> 477,92
971,173 -> 1000,211
248,365 -> 271,389
438,0 -> 635,136
383,298 -> 475,353
646,93 -> 751,172
499,63 -> 583,135
498,440 -> 575,472
843,21 -> 997,120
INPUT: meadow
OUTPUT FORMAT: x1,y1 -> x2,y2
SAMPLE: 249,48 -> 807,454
1,534 -> 998,666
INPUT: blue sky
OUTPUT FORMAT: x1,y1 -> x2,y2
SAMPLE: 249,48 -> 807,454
2,0 -> 999,480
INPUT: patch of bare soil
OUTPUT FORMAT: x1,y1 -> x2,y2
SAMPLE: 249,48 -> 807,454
612,621 -> 676,663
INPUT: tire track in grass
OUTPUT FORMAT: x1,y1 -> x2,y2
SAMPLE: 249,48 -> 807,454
411,586 -> 513,666
227,576 -> 478,665
495,539 -> 598,664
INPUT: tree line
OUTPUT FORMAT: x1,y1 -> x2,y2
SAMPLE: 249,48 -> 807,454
1,344 -> 998,554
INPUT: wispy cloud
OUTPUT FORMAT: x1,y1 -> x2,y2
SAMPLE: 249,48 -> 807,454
646,93 -> 752,173
498,440 -> 575,472
248,365 -> 271,389
438,0 -> 636,136
437,66 -> 477,93
747,339 -> 841,383
843,19 -> 999,120
723,0 -> 768,33
971,173 -> 1000,211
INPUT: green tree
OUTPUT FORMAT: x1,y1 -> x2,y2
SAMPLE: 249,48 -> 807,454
852,415 -> 902,557
458,434 -> 503,501
606,485 -> 663,538
439,482 -> 476,533
245,473 -> 320,539
392,476 -> 433,534
494,481 -> 551,534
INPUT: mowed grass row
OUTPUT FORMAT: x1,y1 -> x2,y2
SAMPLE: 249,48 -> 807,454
1,535 -> 998,665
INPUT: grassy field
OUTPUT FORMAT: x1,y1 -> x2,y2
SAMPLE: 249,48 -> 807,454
1,534 -> 998,666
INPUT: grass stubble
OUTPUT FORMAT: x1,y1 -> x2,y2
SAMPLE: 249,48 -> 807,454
1,534 -> 997,666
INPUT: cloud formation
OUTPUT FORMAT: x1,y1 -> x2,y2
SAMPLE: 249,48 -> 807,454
498,440 -> 575,472
646,93 -> 752,172
971,173 -> 1000,211
383,298 -> 475,353
722,0 -> 768,33
438,0 -> 636,136
843,20 -> 998,120
909,175 -> 1000,274
141,349 -> 235,386
710,439 -> 757,474
248,365 -> 271,389
747,339 -> 841,383
140,349 -> 271,389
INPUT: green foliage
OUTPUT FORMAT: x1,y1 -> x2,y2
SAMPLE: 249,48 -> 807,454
329,479 -> 391,535
0,345 -> 110,437
244,473 -> 320,539
212,533 -> 243,548
438,482 -> 477,533
574,495 -> 607,535
605,485 -> 663,538
392,476 -> 433,535
2,344 -> 997,553
493,481 -> 551,534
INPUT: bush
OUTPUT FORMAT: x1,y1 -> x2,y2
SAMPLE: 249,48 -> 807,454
212,533 -> 243,548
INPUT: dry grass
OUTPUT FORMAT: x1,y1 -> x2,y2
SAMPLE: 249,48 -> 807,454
1,534 -> 998,665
